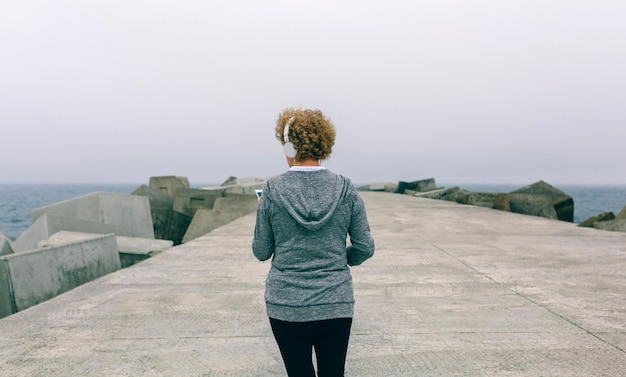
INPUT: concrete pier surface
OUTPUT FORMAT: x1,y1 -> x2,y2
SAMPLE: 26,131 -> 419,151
1,192 -> 624,376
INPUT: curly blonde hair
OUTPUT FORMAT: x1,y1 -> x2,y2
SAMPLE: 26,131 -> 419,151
275,108 -> 336,160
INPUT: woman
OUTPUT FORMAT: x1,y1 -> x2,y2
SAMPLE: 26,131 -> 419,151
252,108 -> 375,377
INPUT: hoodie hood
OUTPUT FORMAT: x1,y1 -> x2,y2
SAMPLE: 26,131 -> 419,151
265,169 -> 350,232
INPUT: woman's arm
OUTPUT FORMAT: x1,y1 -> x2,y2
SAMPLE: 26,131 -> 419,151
252,194 -> 275,261
346,193 -> 375,266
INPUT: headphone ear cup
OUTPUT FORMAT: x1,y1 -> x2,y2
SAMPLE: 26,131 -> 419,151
283,142 -> 296,158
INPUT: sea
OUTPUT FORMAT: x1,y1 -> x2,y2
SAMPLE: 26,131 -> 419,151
1,183 -> 625,241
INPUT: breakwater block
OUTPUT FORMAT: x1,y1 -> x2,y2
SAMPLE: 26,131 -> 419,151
12,213 -> 126,252
132,185 -> 190,245
182,209 -> 243,243
0,234 -> 13,256
357,182 -> 397,192
132,184 -> 175,209
115,235 -> 173,267
182,194 -> 257,242
423,188 -> 511,211
0,234 -> 120,319
215,193 -> 259,213
30,192 -> 154,239
173,188 -> 224,217
0,259 -> 12,317
150,208 -> 192,246
578,206 -> 626,232
219,176 -> 265,192
37,231 -> 173,268
149,176 -> 189,198
592,219 -> 626,232
579,212 -> 616,227
508,180 -> 574,222
397,178 -> 438,194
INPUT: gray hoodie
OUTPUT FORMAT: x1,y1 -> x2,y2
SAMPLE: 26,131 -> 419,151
252,169 -> 375,322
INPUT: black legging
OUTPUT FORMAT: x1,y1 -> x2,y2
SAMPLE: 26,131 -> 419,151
269,317 -> 353,377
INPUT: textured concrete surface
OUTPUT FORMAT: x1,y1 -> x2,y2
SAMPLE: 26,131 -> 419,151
0,191 -> 624,376
12,213 -> 127,252
37,231 -> 174,268
30,192 -> 154,239
0,234 -> 120,319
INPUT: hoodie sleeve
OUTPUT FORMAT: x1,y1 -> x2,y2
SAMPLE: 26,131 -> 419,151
346,188 -> 375,266
252,186 -> 275,261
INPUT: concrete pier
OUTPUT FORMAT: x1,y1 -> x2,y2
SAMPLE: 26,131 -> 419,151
0,192 -> 624,376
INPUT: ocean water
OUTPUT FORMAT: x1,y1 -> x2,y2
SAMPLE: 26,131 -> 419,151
1,183 -> 625,241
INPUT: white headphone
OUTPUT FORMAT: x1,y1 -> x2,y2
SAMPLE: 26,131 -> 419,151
283,117 -> 297,158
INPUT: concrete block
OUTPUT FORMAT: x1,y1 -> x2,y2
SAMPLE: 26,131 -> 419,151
115,235 -> 172,268
579,212 -> 616,227
508,193 -> 558,220
357,182 -> 395,192
149,176 -> 189,198
151,208 -> 192,246
215,193 -> 259,213
212,177 -> 266,195
131,184 -> 175,209
219,176 -> 265,187
37,231 -> 107,247
384,183 -> 399,193
132,185 -> 190,245
0,233 -> 13,256
219,176 -> 239,186
426,186 -> 473,204
224,183 -> 265,195
173,188 -> 223,217
114,235 -> 173,255
182,209 -> 246,243
181,193 -> 257,243
0,260 -> 14,318
413,187 -> 448,199
492,193 -> 511,211
592,219 -> 626,233
30,192 -> 154,239
398,178 -> 438,194
509,181 -> 573,222
12,213 -> 126,253
0,234 -> 120,319
468,192 -> 510,211
37,231 -> 173,268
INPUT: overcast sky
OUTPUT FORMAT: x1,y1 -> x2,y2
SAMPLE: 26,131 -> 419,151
1,1 -> 625,185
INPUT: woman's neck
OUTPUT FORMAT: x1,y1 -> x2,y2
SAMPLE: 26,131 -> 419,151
287,156 -> 321,167
295,158 -> 321,166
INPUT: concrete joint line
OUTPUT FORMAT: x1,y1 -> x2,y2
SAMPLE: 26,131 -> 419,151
507,288 -> 626,355
426,240 -> 626,355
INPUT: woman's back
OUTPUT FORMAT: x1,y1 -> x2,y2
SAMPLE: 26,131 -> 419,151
253,168 -> 373,322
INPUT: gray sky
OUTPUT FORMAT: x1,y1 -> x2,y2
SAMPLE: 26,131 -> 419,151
2,1 -> 625,185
